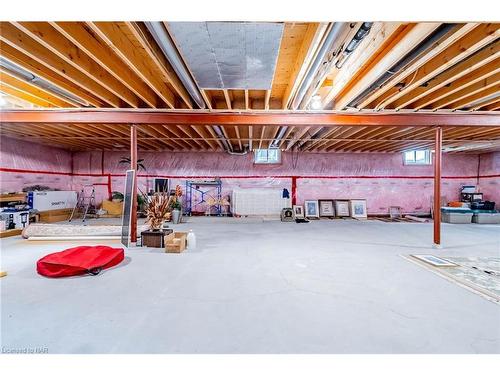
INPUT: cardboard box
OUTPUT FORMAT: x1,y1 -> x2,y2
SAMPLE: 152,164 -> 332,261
38,208 -> 72,223
165,232 -> 187,253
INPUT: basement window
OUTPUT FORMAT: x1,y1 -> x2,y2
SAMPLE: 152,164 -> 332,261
254,148 -> 281,164
403,150 -> 432,165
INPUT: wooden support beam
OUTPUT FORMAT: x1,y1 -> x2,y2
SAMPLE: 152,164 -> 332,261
357,23 -> 478,109
386,40 -> 500,110
333,23 -> 440,110
2,110 -> 499,127
0,42 -> 103,107
0,22 -> 122,107
264,90 -> 271,111
50,22 -> 159,108
13,22 -> 141,108
223,89 -> 232,110
0,67 -> 77,107
430,73 -> 500,109
381,23 -> 500,109
411,59 -> 500,109
126,22 -> 193,109
87,22 -> 176,108
244,90 -> 250,110
282,23 -> 326,109
434,127 -> 442,247
449,84 -> 500,110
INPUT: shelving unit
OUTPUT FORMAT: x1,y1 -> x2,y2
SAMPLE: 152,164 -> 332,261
184,179 -> 222,216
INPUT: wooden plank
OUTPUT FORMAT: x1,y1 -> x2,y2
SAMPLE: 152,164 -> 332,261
51,22 -> 159,108
333,23 -> 439,110
244,90 -> 250,110
0,68 -> 76,107
264,90 -> 271,111
0,82 -> 55,107
411,59 -> 500,109
0,228 -> 23,238
282,23 -> 326,109
0,22 -> 122,107
0,42 -> 104,107
357,23 -> 478,109
87,22 -> 176,108
13,22 -> 141,108
125,22 -> 193,108
386,40 -> 500,109
431,73 -> 500,109
223,89 -> 232,110
381,23 -> 500,109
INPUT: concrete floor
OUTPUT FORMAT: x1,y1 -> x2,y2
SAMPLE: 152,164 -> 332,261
1,217 -> 499,354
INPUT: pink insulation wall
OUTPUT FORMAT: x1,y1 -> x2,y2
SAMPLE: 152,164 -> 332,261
70,149 -> 498,215
0,137 -> 72,193
1,135 -> 498,215
478,151 -> 500,203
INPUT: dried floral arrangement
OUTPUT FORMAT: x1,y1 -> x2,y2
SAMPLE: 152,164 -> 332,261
145,192 -> 173,230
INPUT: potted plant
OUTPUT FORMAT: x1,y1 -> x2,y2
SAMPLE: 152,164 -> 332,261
112,191 -> 124,202
171,199 -> 182,224
145,192 -> 171,231
170,185 -> 183,224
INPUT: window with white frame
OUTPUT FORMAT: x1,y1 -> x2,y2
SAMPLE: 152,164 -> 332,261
403,150 -> 432,165
254,148 -> 281,164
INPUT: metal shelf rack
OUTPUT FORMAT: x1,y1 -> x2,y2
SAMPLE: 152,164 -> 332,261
184,179 -> 222,216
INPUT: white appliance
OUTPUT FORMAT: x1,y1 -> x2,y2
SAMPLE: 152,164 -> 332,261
28,191 -> 78,211
232,188 -> 290,216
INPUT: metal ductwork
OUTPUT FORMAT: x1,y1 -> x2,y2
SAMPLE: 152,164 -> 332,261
299,22 -> 373,110
212,125 -> 248,155
145,22 -> 206,109
0,57 -> 90,107
290,22 -> 348,110
270,126 -> 288,148
348,23 -> 458,108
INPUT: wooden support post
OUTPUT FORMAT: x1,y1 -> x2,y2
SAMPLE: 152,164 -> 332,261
131,124 -> 138,243
433,126 -> 442,247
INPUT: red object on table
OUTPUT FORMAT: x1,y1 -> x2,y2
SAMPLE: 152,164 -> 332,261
37,246 -> 124,278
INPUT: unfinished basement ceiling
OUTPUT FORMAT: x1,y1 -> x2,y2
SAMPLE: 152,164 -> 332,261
166,22 -> 284,89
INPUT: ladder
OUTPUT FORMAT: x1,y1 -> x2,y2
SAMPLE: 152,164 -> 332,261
69,185 -> 97,223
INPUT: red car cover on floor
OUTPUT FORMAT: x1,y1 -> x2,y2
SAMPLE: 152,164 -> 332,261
37,246 -> 124,278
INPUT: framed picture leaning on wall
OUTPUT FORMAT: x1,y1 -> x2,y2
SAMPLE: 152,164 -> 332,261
319,199 -> 335,218
349,199 -> 368,219
334,200 -> 350,217
304,200 -> 320,219
293,205 -> 304,219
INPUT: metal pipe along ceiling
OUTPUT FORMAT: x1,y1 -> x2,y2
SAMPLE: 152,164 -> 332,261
348,23 -> 458,108
0,57 -> 89,107
144,22 -> 206,109
290,22 -> 348,110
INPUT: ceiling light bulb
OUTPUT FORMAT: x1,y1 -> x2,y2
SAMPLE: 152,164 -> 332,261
310,95 -> 322,110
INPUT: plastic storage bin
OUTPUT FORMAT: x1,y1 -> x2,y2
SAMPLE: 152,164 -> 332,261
441,207 -> 473,224
471,210 -> 500,224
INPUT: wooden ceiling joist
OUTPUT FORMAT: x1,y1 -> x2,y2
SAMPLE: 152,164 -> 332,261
0,68 -> 76,107
332,23 -> 441,110
378,23 -> 500,110
86,22 -> 177,108
356,24 -> 478,108
0,22 -> 123,107
50,22 -> 160,108
0,42 -> 104,107
12,22 -> 142,108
